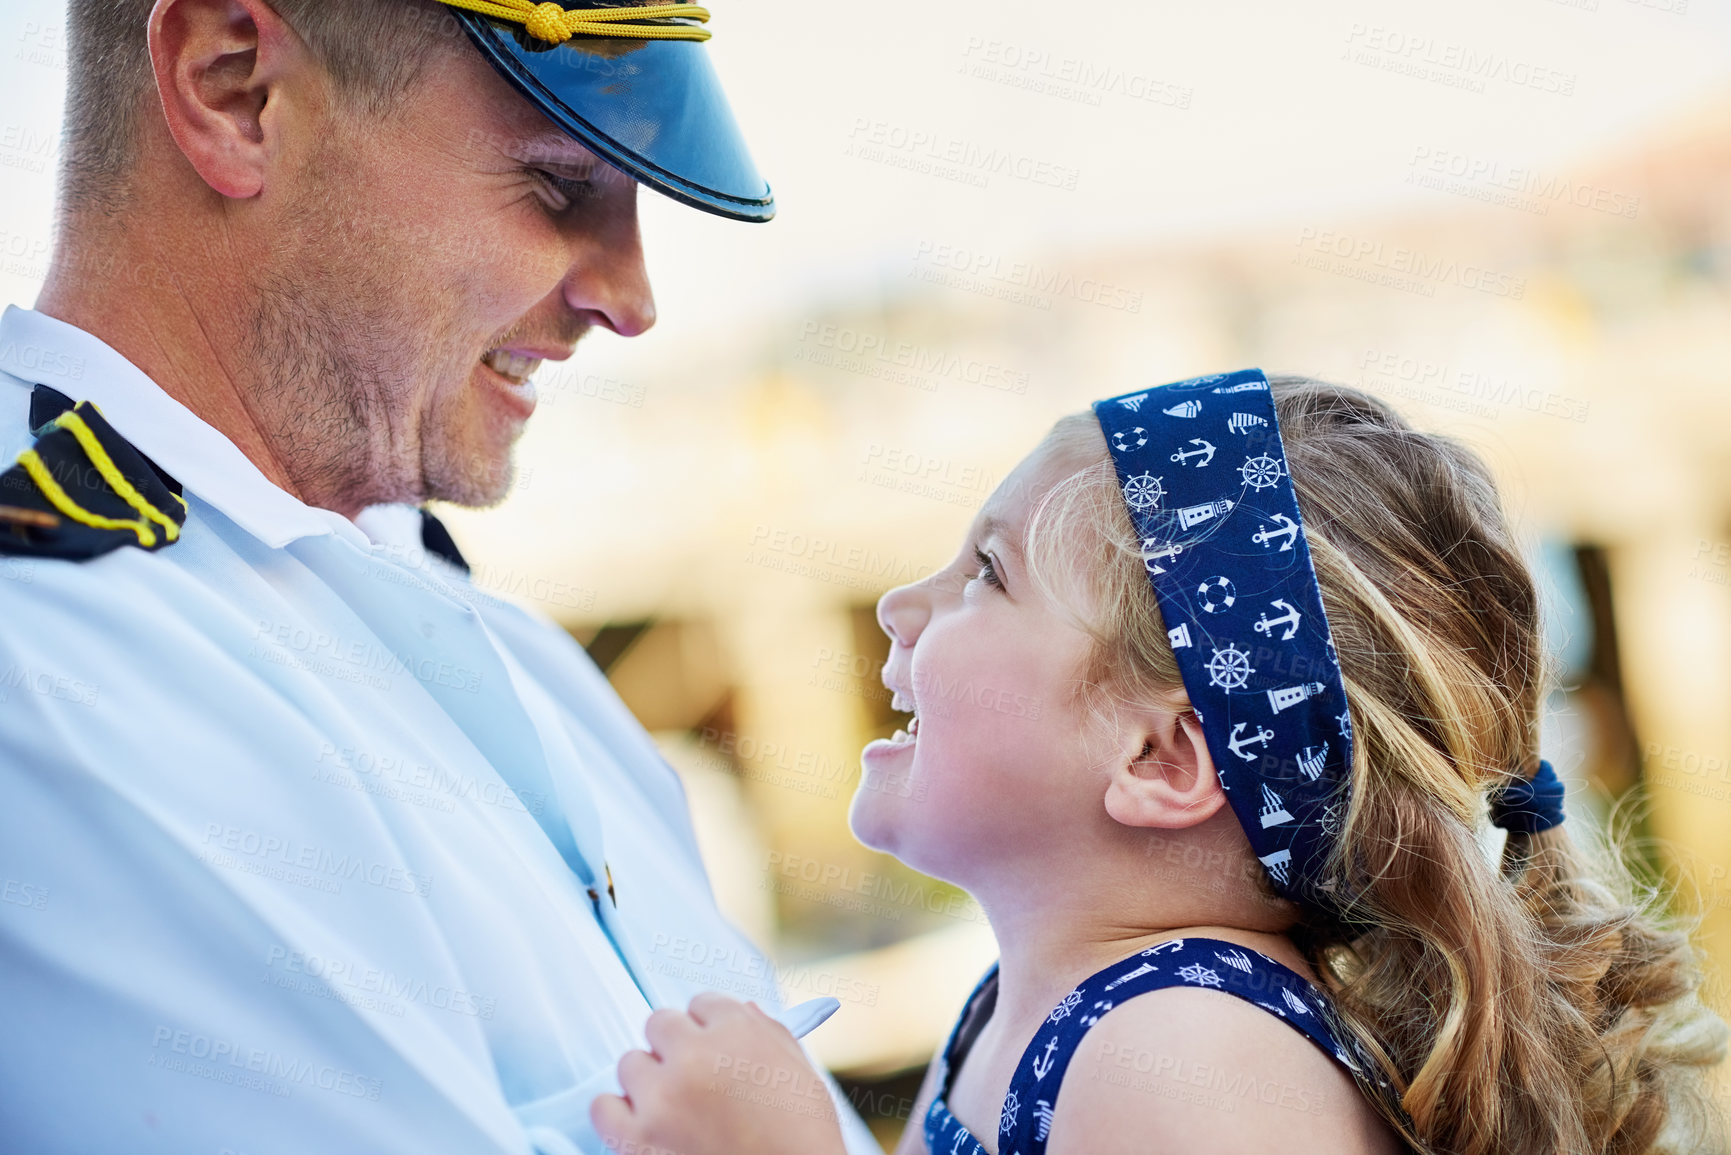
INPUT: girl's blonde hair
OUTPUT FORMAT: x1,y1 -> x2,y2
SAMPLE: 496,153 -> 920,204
1025,376 -> 1729,1154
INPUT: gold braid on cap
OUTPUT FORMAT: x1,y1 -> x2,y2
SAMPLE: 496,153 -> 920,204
436,0 -> 711,44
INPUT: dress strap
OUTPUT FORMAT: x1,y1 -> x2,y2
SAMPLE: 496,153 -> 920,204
923,963 -> 1000,1155
1001,937 -> 1369,1154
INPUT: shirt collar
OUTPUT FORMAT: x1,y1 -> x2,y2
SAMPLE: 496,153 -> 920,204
0,304 -> 369,549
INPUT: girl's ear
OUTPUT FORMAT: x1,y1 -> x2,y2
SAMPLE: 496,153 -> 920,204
1103,710 -> 1227,830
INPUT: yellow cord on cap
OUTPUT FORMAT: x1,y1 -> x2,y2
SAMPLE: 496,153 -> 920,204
436,0 -> 711,44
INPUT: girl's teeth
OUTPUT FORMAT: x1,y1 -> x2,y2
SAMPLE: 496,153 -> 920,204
482,348 -> 543,383
890,729 -> 910,744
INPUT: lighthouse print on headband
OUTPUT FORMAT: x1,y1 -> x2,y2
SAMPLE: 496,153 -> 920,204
1093,369 -> 1353,916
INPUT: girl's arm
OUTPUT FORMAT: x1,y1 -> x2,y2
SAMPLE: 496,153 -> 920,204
589,993 -> 850,1155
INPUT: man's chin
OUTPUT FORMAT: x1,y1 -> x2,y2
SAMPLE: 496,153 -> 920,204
421,444 -> 520,509
419,384 -> 531,508
426,473 -> 515,510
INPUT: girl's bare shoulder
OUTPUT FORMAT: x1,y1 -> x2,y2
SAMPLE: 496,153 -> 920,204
1045,985 -> 1404,1155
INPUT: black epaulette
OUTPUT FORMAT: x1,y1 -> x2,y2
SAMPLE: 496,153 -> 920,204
0,385 -> 187,560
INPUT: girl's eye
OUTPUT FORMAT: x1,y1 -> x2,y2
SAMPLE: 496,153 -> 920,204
530,168 -> 597,213
972,546 -> 1003,591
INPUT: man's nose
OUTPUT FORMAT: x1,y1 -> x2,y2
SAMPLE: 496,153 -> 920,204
877,581 -> 931,651
559,185 -> 656,338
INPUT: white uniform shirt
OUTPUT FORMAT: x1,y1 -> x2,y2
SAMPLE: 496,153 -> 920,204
0,306 -> 876,1155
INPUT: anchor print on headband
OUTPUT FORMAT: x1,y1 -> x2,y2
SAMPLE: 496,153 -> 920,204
1092,369 -> 1355,915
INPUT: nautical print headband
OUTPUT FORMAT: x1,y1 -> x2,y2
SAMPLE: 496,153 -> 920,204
1094,369 -> 1353,914
1094,369 -> 1567,916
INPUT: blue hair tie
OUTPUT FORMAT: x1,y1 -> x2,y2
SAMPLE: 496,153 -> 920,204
1490,759 -> 1566,835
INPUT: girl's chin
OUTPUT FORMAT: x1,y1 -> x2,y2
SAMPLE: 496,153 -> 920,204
850,741 -> 919,853
845,792 -> 897,856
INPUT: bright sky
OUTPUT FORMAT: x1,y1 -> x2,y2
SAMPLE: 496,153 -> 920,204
645,0 -> 1731,352
2,0 -> 1728,369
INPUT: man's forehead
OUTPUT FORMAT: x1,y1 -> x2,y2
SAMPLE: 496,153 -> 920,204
494,122 -> 602,164
459,63 -> 598,163
463,116 -> 632,183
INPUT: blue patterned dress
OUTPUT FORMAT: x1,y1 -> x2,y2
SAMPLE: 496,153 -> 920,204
923,937 -> 1388,1155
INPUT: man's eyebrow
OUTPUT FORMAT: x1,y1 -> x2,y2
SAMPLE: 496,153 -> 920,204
506,129 -> 604,165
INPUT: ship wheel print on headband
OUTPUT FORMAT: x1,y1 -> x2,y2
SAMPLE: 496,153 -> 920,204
1094,370 -> 1353,915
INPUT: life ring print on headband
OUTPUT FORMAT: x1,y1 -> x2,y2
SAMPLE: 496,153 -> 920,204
1094,369 -> 1353,915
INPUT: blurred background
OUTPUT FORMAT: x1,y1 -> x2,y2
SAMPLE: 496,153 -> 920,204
6,0 -> 1731,1145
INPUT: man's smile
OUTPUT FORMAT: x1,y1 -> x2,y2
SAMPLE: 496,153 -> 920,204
481,347 -> 542,385
477,347 -> 541,420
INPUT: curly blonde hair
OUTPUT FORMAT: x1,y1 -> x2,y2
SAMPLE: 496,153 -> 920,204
1024,376 -> 1729,1154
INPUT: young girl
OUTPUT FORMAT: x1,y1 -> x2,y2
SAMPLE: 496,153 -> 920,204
591,372 -> 1728,1155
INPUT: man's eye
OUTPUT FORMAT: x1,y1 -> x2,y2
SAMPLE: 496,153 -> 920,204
530,169 -> 597,212
972,546 -> 1003,590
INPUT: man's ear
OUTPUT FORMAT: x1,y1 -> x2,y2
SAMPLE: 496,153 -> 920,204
149,0 -> 311,199
1102,709 -> 1227,830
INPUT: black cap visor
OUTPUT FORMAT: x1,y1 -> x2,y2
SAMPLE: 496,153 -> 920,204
455,10 -> 774,222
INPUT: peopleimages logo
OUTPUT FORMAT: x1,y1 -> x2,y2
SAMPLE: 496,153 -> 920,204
263,945 -> 497,1020
846,118 -> 1082,192
648,933 -> 880,1007
200,823 -> 433,898
744,524 -> 939,592
1406,146 -> 1641,220
956,37 -> 1194,111
911,241 -> 1144,313
761,852 -> 988,925
0,663 -> 99,707
1342,23 -> 1577,96
149,1025 -> 383,1101
797,324 -> 1030,395
0,338 -> 84,379
1294,228 -> 1526,300
249,619 -> 483,694
1357,347 -> 1590,423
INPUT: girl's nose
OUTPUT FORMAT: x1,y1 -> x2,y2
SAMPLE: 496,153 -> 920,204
877,581 -> 931,650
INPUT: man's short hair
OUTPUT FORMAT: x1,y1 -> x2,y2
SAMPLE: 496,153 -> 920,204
62,0 -> 464,215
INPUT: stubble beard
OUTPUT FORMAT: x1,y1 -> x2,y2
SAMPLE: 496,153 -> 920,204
240,137 -> 517,516
244,271 -> 515,514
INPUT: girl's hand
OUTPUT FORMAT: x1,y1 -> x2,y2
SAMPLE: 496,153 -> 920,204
589,992 -> 849,1155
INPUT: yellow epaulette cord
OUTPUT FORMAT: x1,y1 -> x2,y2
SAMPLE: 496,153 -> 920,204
11,405 -> 186,551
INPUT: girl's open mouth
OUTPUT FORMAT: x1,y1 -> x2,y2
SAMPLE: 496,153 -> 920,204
886,689 -> 920,745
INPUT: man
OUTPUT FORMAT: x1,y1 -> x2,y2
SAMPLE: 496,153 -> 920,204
0,0 -> 874,1150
